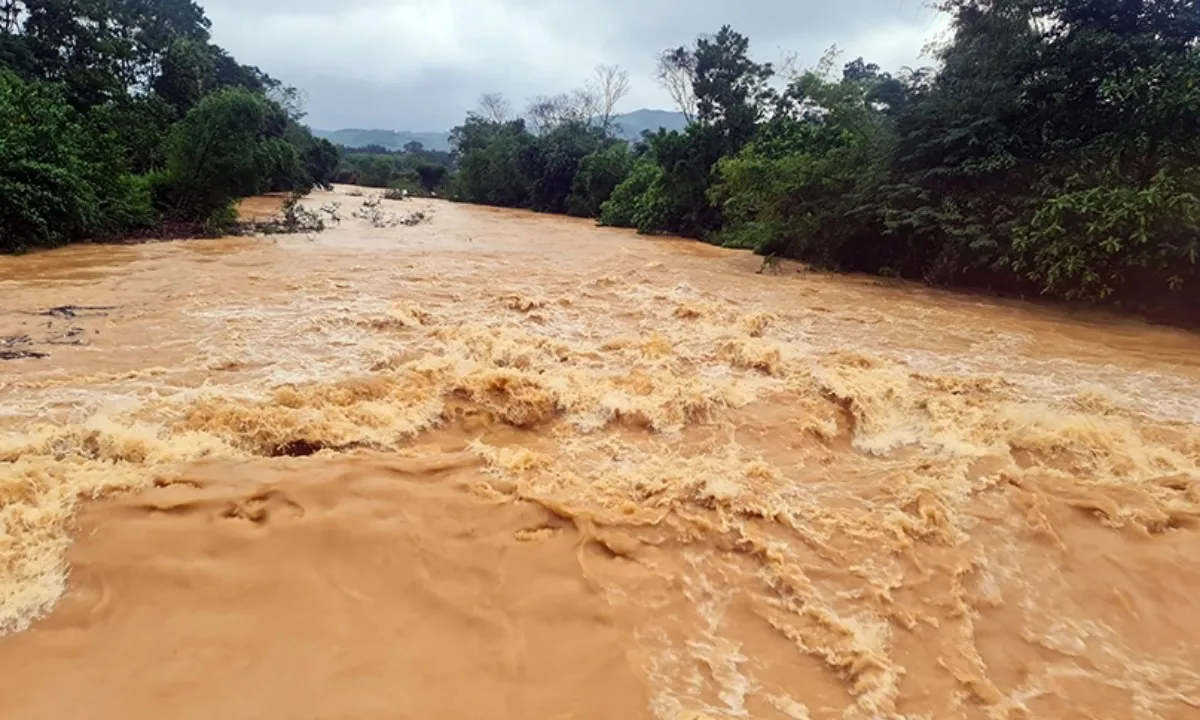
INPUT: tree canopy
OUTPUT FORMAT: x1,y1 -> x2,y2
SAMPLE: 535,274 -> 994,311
0,0 -> 339,251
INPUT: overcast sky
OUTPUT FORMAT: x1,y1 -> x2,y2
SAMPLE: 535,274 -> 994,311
197,0 -> 951,131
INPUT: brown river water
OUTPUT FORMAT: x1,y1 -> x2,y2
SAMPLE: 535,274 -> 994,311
2,187 -> 1199,719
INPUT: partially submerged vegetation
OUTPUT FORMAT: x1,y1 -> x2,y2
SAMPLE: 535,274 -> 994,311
349,195 -> 431,228
236,193 -> 431,234
446,0 -> 1200,315
238,195 -> 331,235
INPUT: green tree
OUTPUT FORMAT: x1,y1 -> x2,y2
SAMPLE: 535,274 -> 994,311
634,26 -> 776,237
157,87 -> 306,224
882,3 -> 1043,284
303,136 -> 341,190
0,0 -> 339,250
153,38 -> 212,116
519,120 -> 612,214
415,163 -> 448,194
710,60 -> 896,267
87,93 -> 177,173
0,69 -> 153,251
448,116 -> 534,207
692,25 -> 775,153
568,142 -> 634,218
11,0 -> 210,107
599,158 -> 666,232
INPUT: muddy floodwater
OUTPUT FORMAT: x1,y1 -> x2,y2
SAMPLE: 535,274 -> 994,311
2,187 -> 1199,720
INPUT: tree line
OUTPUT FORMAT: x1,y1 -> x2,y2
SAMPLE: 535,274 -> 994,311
0,0 -> 340,252
332,141 -> 453,195
447,0 -> 1200,313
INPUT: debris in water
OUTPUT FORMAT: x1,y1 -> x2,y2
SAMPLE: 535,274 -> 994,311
36,305 -> 115,318
45,326 -> 85,346
351,196 -> 431,227
0,349 -> 48,360
0,335 -> 48,360
242,198 -> 327,235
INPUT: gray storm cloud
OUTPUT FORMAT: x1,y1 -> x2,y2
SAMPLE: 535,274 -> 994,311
196,0 -> 948,130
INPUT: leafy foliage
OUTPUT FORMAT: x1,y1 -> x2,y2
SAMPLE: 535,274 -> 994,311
0,70 -> 153,251
599,159 -> 666,233
569,142 -> 634,218
448,117 -> 534,207
0,0 -> 339,251
519,121 -> 613,214
158,89 -> 293,221
629,26 -> 777,238
711,59 -> 895,268
1013,167 -> 1200,299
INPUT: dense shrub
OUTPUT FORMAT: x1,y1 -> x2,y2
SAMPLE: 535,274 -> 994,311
568,143 -> 634,217
599,159 -> 665,232
0,71 -> 154,251
0,2 -> 339,252
157,89 -> 304,221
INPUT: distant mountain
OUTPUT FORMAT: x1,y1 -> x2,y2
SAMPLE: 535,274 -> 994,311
608,109 -> 690,140
312,109 -> 690,153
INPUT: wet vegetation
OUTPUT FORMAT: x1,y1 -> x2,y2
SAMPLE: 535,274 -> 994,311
0,0 -> 340,252
448,0 -> 1200,314
331,142 -> 453,196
